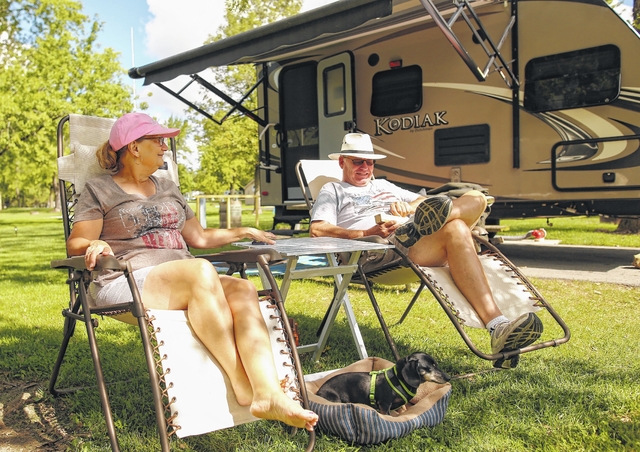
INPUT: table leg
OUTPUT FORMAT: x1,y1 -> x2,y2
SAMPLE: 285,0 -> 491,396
312,251 -> 367,361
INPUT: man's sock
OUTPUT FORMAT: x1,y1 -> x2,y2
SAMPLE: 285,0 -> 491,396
486,315 -> 509,335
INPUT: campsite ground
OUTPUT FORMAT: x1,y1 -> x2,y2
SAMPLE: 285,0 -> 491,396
0,208 -> 638,451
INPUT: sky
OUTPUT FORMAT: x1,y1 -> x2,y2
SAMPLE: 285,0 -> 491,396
80,0 -> 339,122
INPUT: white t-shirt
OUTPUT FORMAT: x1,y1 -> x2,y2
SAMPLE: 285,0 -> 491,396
311,179 -> 421,230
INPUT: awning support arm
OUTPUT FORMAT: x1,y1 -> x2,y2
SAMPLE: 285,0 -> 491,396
191,74 -> 268,127
155,82 -> 217,123
153,73 -> 268,127
418,0 -> 519,88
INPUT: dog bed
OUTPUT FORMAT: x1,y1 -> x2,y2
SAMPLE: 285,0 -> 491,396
305,357 -> 451,445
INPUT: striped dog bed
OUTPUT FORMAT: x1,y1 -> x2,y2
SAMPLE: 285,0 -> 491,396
305,357 -> 451,445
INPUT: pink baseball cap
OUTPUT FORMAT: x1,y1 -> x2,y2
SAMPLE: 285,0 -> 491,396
109,112 -> 180,150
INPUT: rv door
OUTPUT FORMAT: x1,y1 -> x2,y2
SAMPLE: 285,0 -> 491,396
278,52 -> 355,201
279,63 -> 319,201
317,52 -> 356,158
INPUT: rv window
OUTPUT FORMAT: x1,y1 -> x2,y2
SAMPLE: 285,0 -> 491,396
371,65 -> 422,117
524,45 -> 621,113
323,64 -> 346,117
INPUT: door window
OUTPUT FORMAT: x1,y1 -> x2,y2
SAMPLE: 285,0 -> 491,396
323,64 -> 346,117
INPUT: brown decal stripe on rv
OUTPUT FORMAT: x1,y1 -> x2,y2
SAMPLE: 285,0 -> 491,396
527,121 -> 640,173
373,163 -> 490,189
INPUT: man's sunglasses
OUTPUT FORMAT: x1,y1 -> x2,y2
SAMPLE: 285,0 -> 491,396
346,158 -> 375,167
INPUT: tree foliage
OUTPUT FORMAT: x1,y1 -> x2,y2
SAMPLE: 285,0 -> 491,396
190,0 -> 302,194
608,0 -> 640,30
0,0 -> 132,208
164,116 -> 197,195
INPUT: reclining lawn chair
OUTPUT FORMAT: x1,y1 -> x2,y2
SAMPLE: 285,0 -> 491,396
50,114 -> 315,451
295,159 -> 570,367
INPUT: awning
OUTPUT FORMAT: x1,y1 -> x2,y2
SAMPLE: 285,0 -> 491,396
128,0 -> 393,85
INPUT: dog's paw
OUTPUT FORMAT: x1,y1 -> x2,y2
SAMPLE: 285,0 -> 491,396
391,405 -> 408,416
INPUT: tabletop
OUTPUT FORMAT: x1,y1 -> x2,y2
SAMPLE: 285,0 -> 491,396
233,236 -> 393,257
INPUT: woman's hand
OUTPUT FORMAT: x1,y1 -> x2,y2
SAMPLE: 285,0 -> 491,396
246,228 -> 277,245
85,240 -> 113,270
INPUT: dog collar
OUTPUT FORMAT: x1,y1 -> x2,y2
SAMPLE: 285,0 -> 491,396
368,366 -> 417,409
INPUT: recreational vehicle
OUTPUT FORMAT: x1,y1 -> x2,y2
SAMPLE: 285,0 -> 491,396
129,0 -> 640,225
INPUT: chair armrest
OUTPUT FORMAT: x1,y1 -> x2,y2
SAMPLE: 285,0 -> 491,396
198,248 -> 284,265
51,254 -> 124,271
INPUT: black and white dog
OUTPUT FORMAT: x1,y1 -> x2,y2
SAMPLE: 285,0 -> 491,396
316,352 -> 450,415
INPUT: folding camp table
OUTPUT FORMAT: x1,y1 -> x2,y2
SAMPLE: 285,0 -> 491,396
234,237 -> 393,361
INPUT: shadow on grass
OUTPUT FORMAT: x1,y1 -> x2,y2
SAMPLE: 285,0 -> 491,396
0,314 -> 165,446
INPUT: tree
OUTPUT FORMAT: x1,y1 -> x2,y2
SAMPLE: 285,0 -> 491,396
164,116 -> 198,195
190,0 -> 302,195
616,218 -> 640,233
608,0 -> 640,30
0,0 -> 132,208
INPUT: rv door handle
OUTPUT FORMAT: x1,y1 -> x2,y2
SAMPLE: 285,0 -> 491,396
259,163 -> 282,173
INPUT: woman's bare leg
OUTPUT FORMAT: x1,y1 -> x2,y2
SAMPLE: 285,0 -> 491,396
220,276 -> 318,431
142,259 -> 254,403
141,259 -> 317,430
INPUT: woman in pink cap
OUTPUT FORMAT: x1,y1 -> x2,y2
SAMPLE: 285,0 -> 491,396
66,112 -> 318,431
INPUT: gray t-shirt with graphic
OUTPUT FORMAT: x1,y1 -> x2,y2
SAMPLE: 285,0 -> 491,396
74,174 -> 195,288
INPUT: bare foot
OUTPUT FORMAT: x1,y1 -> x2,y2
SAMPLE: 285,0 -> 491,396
250,392 -> 318,431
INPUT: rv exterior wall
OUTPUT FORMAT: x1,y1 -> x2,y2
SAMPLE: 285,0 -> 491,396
258,0 -> 640,219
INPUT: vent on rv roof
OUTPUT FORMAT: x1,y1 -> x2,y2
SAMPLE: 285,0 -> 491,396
434,124 -> 490,166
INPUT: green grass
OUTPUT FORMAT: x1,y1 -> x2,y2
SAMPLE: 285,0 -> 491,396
497,216 -> 638,248
0,208 -> 639,451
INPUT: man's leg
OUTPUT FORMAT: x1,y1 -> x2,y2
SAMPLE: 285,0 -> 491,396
406,220 -> 542,368
407,219 -> 499,321
395,190 -> 487,248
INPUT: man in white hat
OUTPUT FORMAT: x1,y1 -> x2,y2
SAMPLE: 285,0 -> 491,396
310,133 -> 543,369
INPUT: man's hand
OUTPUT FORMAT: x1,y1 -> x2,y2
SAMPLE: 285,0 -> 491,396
365,220 -> 400,238
388,201 -> 414,217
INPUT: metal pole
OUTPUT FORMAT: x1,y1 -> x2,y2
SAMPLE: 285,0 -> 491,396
198,197 -> 207,228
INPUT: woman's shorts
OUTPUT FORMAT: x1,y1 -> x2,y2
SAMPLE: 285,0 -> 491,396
89,266 -> 155,307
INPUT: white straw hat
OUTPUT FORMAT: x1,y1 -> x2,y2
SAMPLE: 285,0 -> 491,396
328,133 -> 387,160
